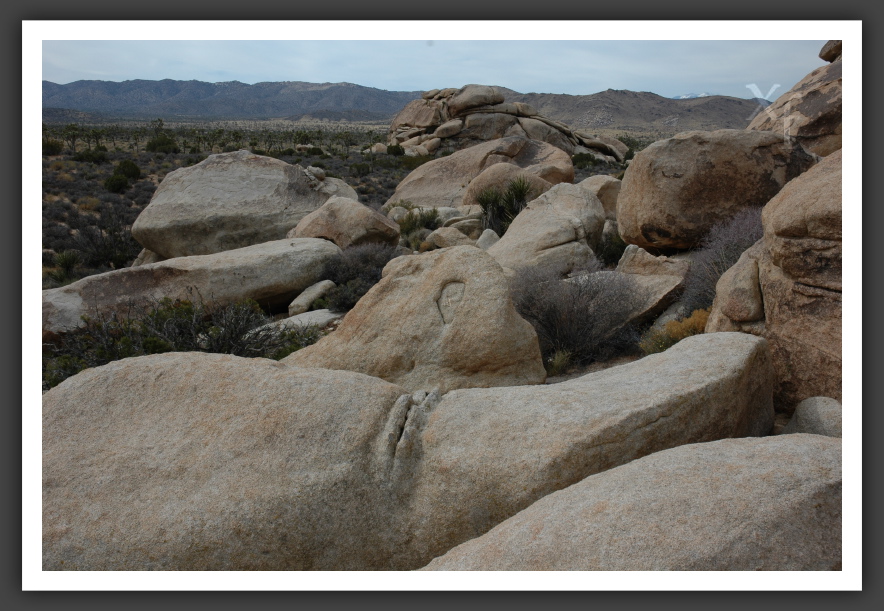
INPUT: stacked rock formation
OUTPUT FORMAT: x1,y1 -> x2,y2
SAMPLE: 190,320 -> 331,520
387,84 -> 628,161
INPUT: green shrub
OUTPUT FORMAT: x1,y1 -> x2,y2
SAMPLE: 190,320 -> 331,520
477,175 -> 534,237
398,155 -> 434,171
638,308 -> 710,355
307,146 -> 324,156
397,207 -> 441,236
350,162 -> 371,177
103,174 -> 129,194
572,152 -> 600,170
42,138 -> 63,156
145,134 -> 180,154
114,159 -> 141,180
42,296 -> 323,390
679,207 -> 763,315
72,149 -> 107,164
510,262 -> 642,369
387,144 -> 404,156
316,243 -> 401,312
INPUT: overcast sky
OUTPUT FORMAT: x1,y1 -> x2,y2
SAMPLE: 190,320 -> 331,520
41,37 -> 829,100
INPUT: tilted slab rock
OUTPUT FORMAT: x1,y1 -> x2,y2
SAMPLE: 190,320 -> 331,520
284,246 -> 546,393
707,150 -> 841,411
288,279 -> 336,317
447,84 -> 506,117
748,58 -> 841,157
486,183 -> 604,274
384,136 -> 573,210
615,243 -> 691,280
42,238 -> 341,336
578,174 -> 622,220
819,40 -> 842,62
617,129 -> 817,250
131,150 -> 357,258
422,434 -> 840,571
43,332 -> 773,570
288,196 -> 400,249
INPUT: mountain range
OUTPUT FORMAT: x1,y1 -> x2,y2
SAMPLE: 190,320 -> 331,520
43,79 -> 771,134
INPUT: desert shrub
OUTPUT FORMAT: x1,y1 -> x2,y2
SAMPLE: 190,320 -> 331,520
638,308 -> 710,355
477,175 -> 534,236
307,147 -> 325,156
114,159 -> 141,180
679,207 -> 764,315
103,174 -> 129,194
42,138 -> 63,156
397,207 -> 441,236
350,162 -> 371,177
145,134 -> 180,154
387,144 -> 405,156
510,261 -> 642,372
397,155 -> 435,171
572,152 -> 601,170
72,149 -> 107,164
44,250 -> 82,285
71,205 -> 141,269
315,243 -> 401,312
42,296 -> 323,390
595,229 -> 628,267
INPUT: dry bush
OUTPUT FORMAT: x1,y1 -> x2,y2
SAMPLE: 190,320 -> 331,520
510,261 -> 643,372
639,308 -> 710,355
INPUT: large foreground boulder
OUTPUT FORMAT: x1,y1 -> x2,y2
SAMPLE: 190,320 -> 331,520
617,129 -> 817,251
131,151 -> 358,258
284,246 -> 547,393
707,150 -> 841,411
486,183 -> 605,274
422,434 -> 841,570
747,44 -> 842,157
42,238 -> 341,336
383,136 -> 573,210
43,332 -> 773,570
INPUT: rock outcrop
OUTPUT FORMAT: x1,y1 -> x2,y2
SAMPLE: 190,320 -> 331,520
422,434 -> 841,571
617,129 -> 818,251
706,150 -> 842,412
388,84 -> 628,159
288,196 -> 400,249
748,42 -> 842,157
578,174 -> 622,220
43,332 -> 773,570
782,397 -> 842,438
486,183 -> 605,274
42,238 -> 341,336
284,246 -> 547,393
384,136 -> 573,210
131,151 -> 358,258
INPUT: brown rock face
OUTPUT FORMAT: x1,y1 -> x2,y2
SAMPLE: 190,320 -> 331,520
383,136 -> 573,209
289,196 -> 400,249
131,151 -> 357,258
421,434 -> 841,571
617,129 -> 818,250
578,174 -> 622,220
747,60 -> 842,157
43,332 -> 773,570
819,40 -> 842,62
42,238 -> 342,336
707,150 -> 841,412
284,246 -> 547,393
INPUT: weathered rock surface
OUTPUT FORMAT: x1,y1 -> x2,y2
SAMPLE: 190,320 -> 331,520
422,434 -> 841,571
578,174 -> 622,220
273,308 -> 342,331
43,332 -> 773,571
131,151 -> 357,258
284,246 -> 546,393
707,150 -> 841,411
384,136 -> 573,210
42,238 -> 341,336
748,56 -> 842,156
616,244 -> 691,280
42,354 -> 412,570
426,226 -> 476,249
486,183 -> 605,274
782,397 -> 842,437
288,196 -> 400,249
819,40 -> 842,63
617,129 -> 818,250
288,279 -> 336,317
475,228 -> 500,250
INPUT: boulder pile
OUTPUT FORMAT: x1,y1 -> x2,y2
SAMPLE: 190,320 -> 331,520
386,84 -> 628,161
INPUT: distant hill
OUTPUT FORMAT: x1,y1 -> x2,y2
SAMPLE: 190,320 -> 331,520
497,88 -> 769,134
43,80 -> 769,134
42,79 -> 423,121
